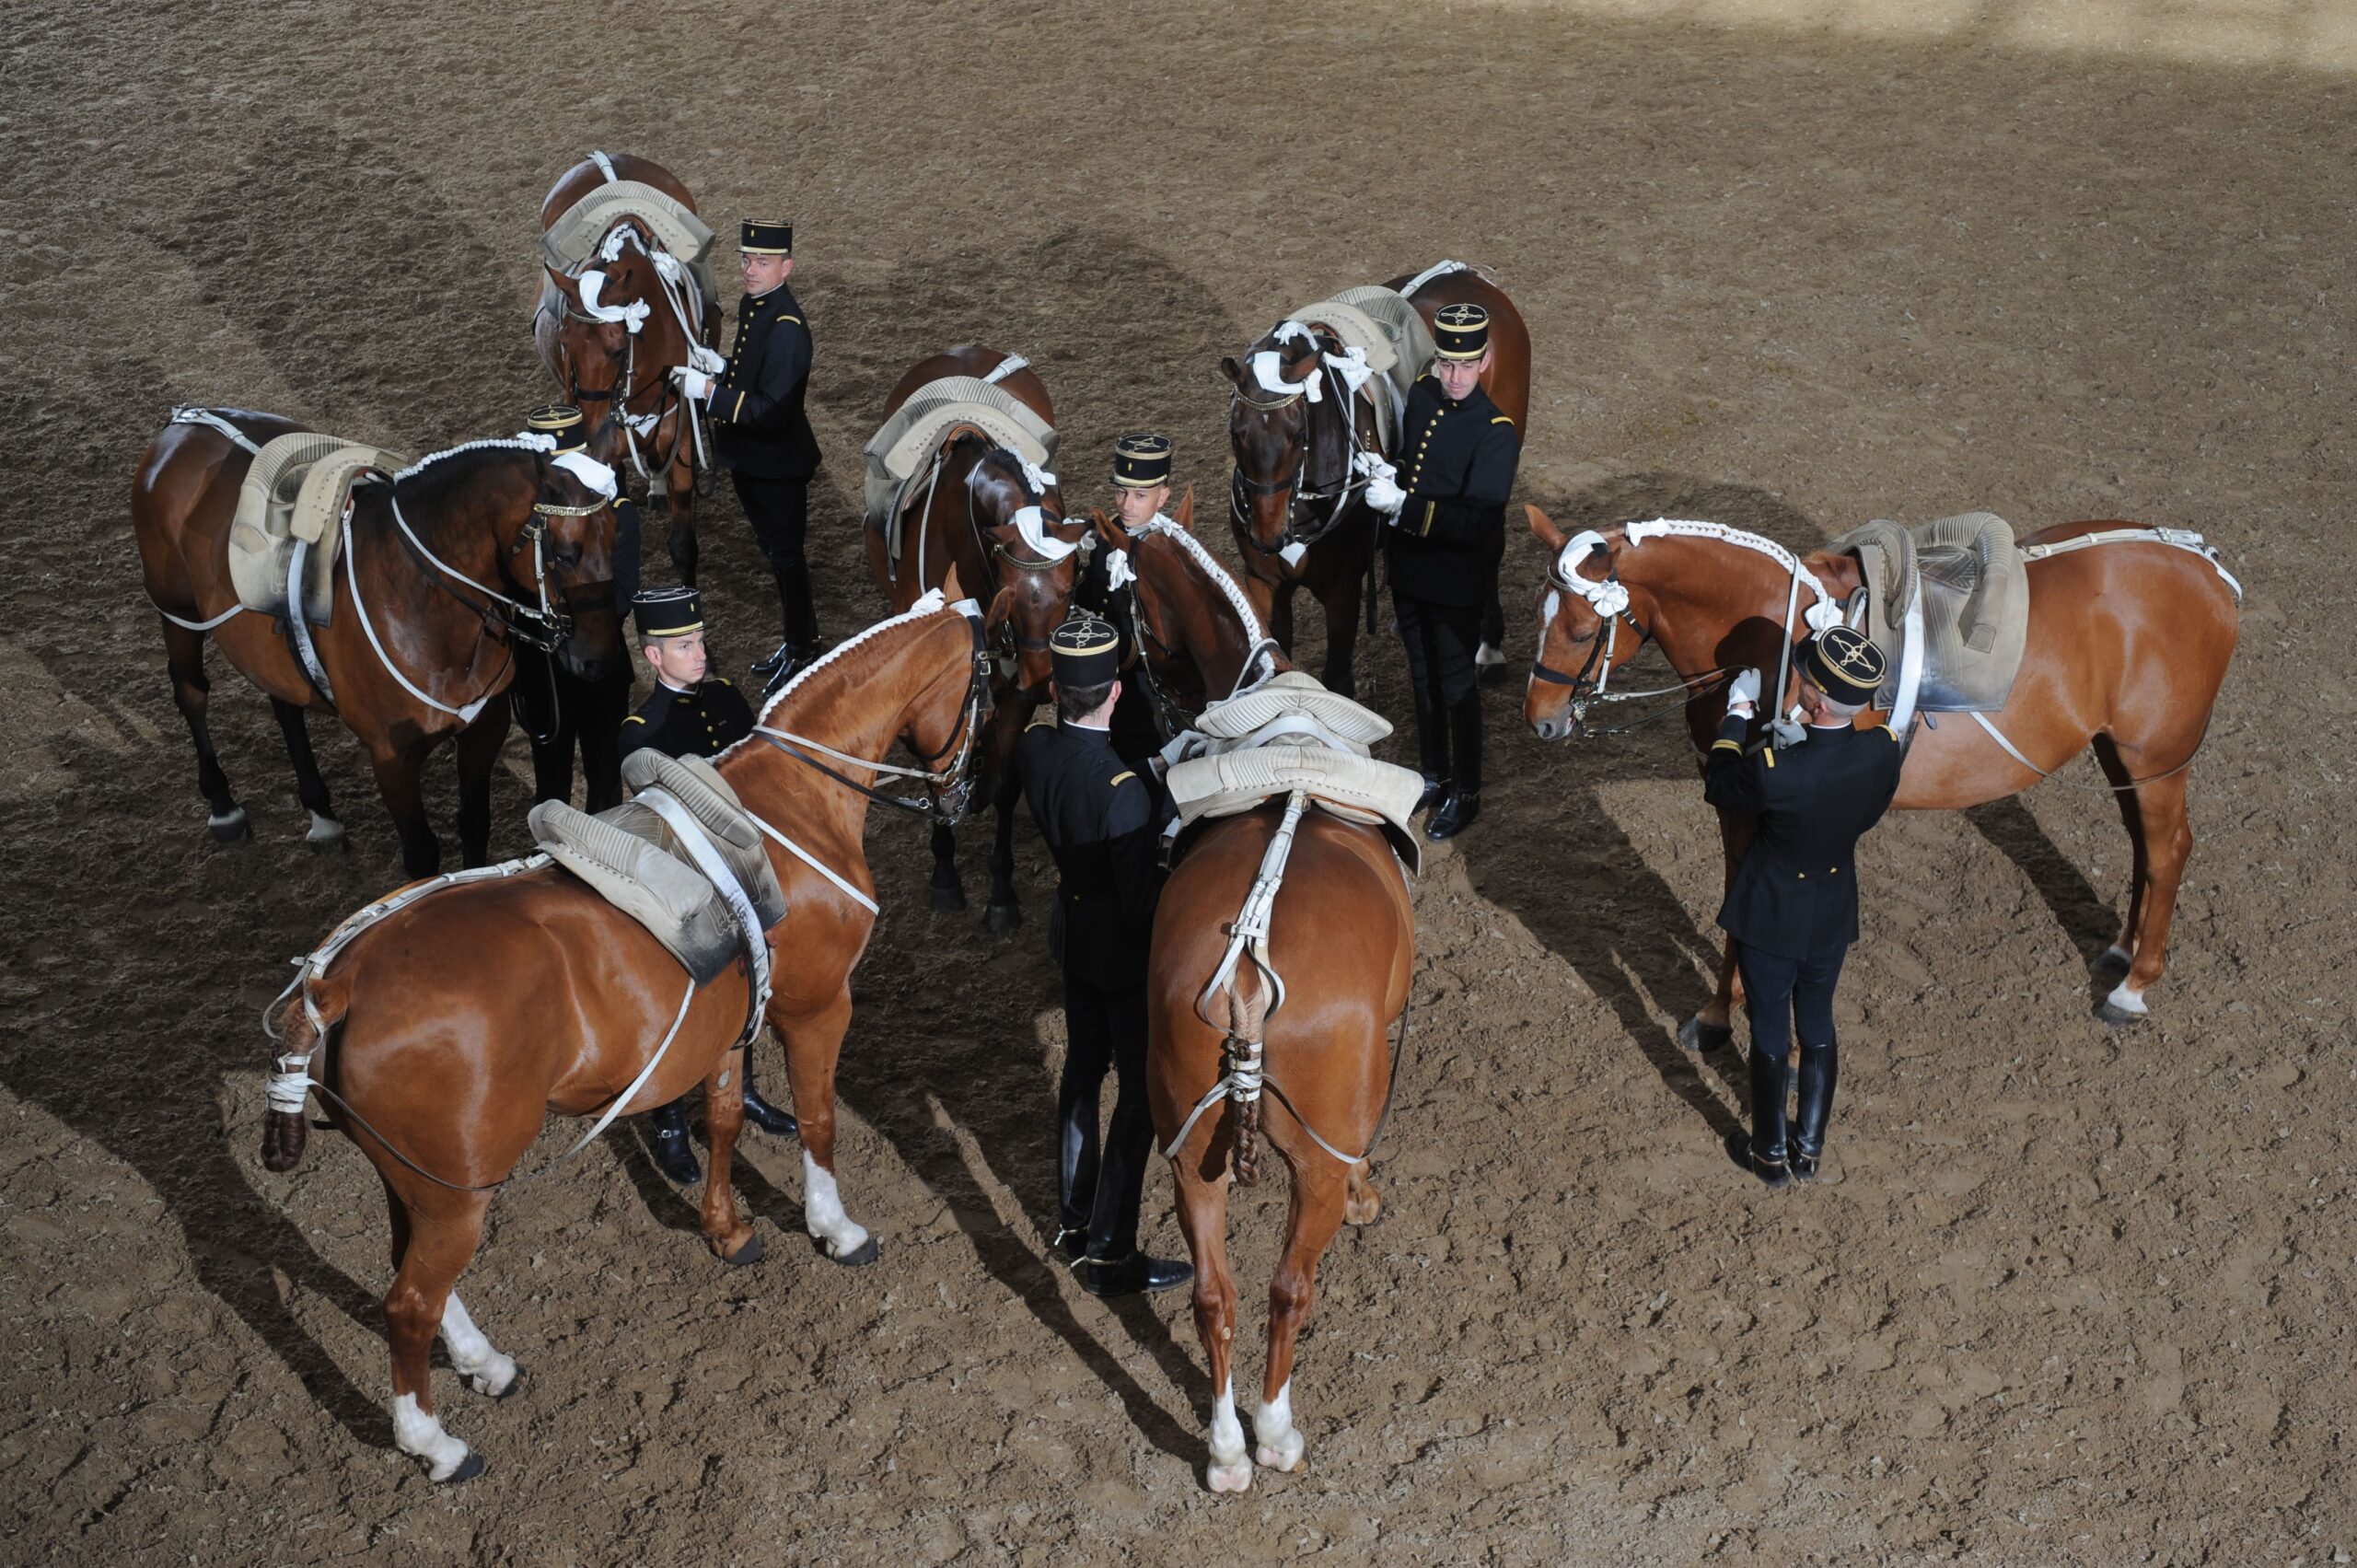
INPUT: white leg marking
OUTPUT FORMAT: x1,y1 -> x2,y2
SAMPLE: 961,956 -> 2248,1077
207,807 -> 247,830
2106,979 -> 2150,1016
1207,1375 -> 1252,1493
392,1391 -> 471,1481
307,810 -> 346,844
1253,1378 -> 1305,1471
2101,944 -> 2131,968
440,1291 -> 518,1397
803,1150 -> 871,1258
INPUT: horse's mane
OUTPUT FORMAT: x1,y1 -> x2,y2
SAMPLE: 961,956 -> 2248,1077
714,594 -> 967,761
389,438 -> 544,504
1135,517 -> 1264,641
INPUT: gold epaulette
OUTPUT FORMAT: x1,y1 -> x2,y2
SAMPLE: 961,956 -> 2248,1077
1024,707 -> 1055,731
623,714 -> 646,726
1491,414 -> 1515,425
1762,748 -> 1777,769
1710,738 -> 1741,754
1109,772 -> 1136,787
1877,723 -> 1900,742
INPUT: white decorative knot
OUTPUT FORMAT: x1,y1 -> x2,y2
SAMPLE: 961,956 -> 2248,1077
1104,546 -> 1136,591
1553,530 -> 1631,617
1008,505 -> 1078,563
1803,598 -> 1847,634
1249,348 -> 1320,403
575,270 -> 650,334
910,587 -> 947,614
1017,457 -> 1059,495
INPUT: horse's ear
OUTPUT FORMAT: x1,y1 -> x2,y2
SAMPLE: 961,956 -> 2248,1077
942,563 -> 966,602
1173,484 -> 1196,532
1218,355 -> 1247,388
545,264 -> 582,304
984,585 -> 1017,637
1091,507 -> 1127,549
1527,504 -> 1567,552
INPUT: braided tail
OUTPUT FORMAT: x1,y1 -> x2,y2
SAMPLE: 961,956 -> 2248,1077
1222,967 -> 1270,1189
260,974 -> 343,1173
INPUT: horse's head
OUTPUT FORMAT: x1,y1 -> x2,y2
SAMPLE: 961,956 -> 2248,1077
967,445 -> 1086,694
1526,505 -> 1647,741
1222,325 -> 1353,561
543,232 -> 679,466
900,566 -> 1014,822
522,456 -> 625,683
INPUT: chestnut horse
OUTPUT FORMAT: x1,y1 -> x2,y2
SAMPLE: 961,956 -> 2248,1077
865,345 -> 1089,928
534,152 -> 717,583
258,588 -> 1004,1481
1523,507 -> 2242,1028
1220,264 -> 1531,696
133,411 -> 623,875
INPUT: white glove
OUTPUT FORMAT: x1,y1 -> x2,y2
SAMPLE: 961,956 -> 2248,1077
670,366 -> 713,401
688,344 -> 725,375
1725,667 -> 1761,715
1354,452 -> 1406,515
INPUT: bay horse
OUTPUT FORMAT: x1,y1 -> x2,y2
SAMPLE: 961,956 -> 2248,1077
1097,494 -> 1404,1491
1522,506 -> 2242,1029
535,152 -> 717,583
258,586 -> 1005,1481
133,411 -> 623,876
1220,264 -> 1531,697
865,345 -> 1090,929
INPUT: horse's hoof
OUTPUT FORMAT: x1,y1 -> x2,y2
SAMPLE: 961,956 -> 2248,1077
984,903 -> 1023,934
306,812 -> 347,853
1207,1459 -> 1254,1493
442,1450 -> 487,1484
2097,1001 -> 2148,1030
817,1233 -> 880,1268
207,807 -> 250,843
1256,1434 -> 1306,1472
1344,1197 -> 1384,1227
1679,1016 -> 1734,1053
931,885 -> 967,913
718,1228 -> 766,1268
490,1366 -> 526,1401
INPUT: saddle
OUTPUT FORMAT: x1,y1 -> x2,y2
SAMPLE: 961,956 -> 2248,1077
862,375 -> 1059,562
1830,511 -> 2030,717
529,750 -> 788,985
1166,672 -> 1424,874
538,179 -> 720,326
226,433 -> 412,625
1294,285 -> 1440,447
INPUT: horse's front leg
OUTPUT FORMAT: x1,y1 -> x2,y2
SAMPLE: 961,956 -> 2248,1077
665,449 -> 700,588
368,738 -> 440,877
1312,552 -> 1363,699
1681,804 -> 1753,1053
776,990 -> 877,1266
700,1041 -> 764,1264
453,700 -> 513,869
984,770 -> 1023,933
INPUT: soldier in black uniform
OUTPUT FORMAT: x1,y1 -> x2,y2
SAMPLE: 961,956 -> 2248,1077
619,586 -> 798,1181
511,404 -> 638,813
672,218 -> 824,692
1018,613 -> 1193,1297
1374,302 -> 1523,841
1703,626 -> 1906,1188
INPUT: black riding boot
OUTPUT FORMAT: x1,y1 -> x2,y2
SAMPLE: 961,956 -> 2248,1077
1412,700 -> 1451,815
1052,1079 -> 1102,1261
1741,1048 -> 1792,1188
738,1040 -> 798,1138
1790,1041 -> 1839,1181
647,1094 -> 701,1185
1427,692 -> 1483,841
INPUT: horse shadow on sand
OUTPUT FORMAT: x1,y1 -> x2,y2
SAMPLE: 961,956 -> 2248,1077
1457,471 -> 2119,1137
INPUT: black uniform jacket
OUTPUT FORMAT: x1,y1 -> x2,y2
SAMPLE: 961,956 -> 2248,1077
1382,375 -> 1521,609
711,282 -> 820,480
620,677 -> 756,761
1018,716 -> 1166,990
1703,714 -> 1905,960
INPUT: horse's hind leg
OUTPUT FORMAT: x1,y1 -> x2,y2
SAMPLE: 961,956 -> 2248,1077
378,1173 -> 516,1394
383,1192 -> 493,1481
2093,736 -> 2148,977
2096,743 -> 2194,1024
163,621 -> 246,841
1254,1151 -> 1348,1476
271,697 -> 344,852
1172,1162 -> 1248,1493
985,772 -> 1023,933
929,822 -> 967,912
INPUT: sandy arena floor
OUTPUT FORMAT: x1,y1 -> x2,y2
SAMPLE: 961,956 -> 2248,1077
2,1 -> 2351,1562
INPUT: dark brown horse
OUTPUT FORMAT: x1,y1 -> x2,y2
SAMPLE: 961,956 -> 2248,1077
535,152 -> 717,583
133,411 -> 623,875
258,587 -> 1004,1481
1086,487 -> 1288,739
1220,265 -> 1531,696
865,345 -> 1089,927
1522,506 -> 2242,1028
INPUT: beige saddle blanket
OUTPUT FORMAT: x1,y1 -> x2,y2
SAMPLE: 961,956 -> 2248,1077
539,180 -> 718,310
227,433 -> 411,625
530,750 -> 788,986
1167,672 -> 1424,874
862,376 -> 1059,556
1830,511 -> 2029,714
1294,285 -> 1439,447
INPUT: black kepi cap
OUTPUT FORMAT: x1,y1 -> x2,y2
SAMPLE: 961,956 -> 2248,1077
739,219 -> 793,255
633,585 -> 704,640
1111,433 -> 1174,489
1432,302 -> 1492,361
526,402 -> 589,455
1801,624 -> 1887,703
1048,611 -> 1121,688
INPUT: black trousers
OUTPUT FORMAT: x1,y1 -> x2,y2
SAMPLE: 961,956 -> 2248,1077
1057,971 -> 1154,1260
1735,942 -> 1848,1062
1395,591 -> 1484,793
731,470 -> 819,647
509,646 -> 632,813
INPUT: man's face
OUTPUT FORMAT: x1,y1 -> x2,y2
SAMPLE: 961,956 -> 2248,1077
738,251 -> 792,296
645,629 -> 709,687
1434,348 -> 1490,401
1114,483 -> 1169,528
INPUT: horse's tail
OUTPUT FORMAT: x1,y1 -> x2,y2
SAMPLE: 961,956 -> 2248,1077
260,968 -> 346,1174
1222,966 -> 1271,1190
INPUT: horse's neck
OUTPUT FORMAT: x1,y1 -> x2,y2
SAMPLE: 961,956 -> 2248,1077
366,470 -> 513,612
1637,535 -> 1811,675
726,620 -> 955,837
1155,544 -> 1261,696
921,446 -> 991,600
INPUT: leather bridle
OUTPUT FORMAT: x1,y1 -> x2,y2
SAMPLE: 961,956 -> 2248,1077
1226,333 -> 1377,560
